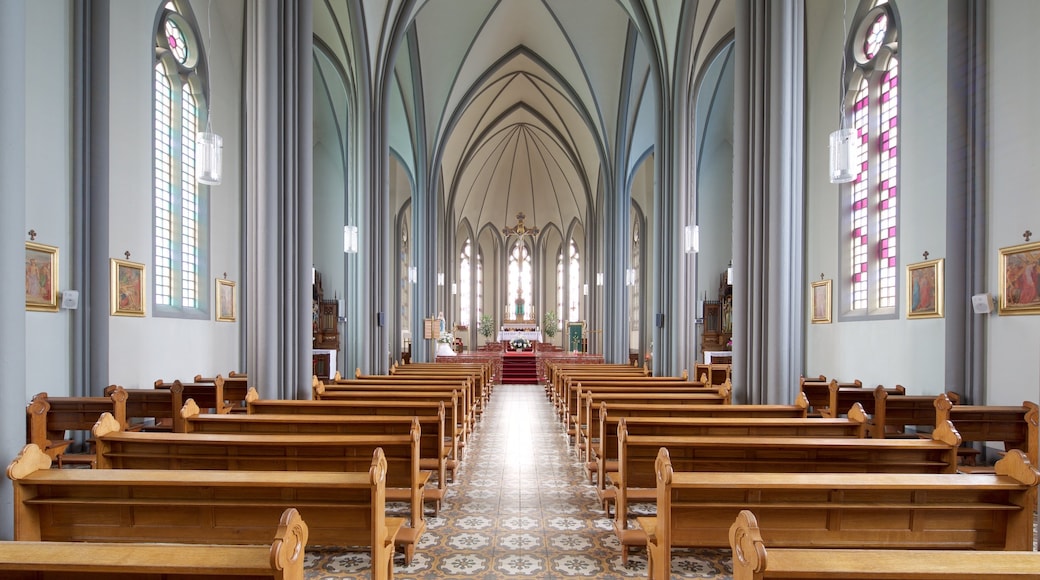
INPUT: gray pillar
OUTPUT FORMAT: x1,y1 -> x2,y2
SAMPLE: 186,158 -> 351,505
0,0 -> 27,540
244,0 -> 313,399
733,0 -> 805,404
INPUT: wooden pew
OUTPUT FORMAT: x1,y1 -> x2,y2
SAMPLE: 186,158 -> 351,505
8,443 -> 398,580
591,403 -> 868,503
641,448 -> 1040,580
25,388 -> 129,466
387,362 -> 493,411
311,382 -> 466,453
548,364 -> 649,415
935,394 -> 1040,469
826,382 -> 905,418
326,376 -> 476,440
574,383 -> 731,456
180,398 -> 451,514
562,372 -> 691,426
154,377 -> 232,414
245,392 -> 460,482
800,376 -> 862,417
585,396 -> 811,477
568,379 -> 722,448
728,509 -> 1040,580
0,507 -> 307,580
193,373 -> 250,413
871,388 -> 961,438
610,418 -> 962,561
92,413 -> 427,562
105,385 -> 184,432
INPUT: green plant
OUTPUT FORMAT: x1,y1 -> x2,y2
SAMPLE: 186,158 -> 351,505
542,310 -> 560,338
478,314 -> 495,342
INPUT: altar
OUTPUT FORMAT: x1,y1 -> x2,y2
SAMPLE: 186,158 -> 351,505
496,329 -> 543,342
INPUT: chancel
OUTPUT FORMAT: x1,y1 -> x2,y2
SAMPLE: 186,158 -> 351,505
5,0 -> 1040,578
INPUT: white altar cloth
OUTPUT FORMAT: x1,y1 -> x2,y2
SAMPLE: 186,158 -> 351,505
497,330 -> 543,342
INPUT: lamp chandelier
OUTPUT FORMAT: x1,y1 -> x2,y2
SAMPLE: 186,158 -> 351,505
829,0 -> 855,184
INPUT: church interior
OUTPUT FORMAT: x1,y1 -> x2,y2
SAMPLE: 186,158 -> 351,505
3,0 -> 1040,576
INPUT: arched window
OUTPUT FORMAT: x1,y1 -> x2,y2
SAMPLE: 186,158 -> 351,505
476,250 -> 483,320
568,240 -> 581,323
153,2 -> 209,316
843,1 -> 899,317
557,250 -> 564,324
459,239 -> 472,326
507,242 -> 532,320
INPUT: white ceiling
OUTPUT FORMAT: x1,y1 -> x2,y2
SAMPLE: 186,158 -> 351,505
313,0 -> 735,239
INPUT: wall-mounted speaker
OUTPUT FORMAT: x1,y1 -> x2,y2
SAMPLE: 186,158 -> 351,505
377,311 -> 386,327
61,290 -> 79,310
971,293 -> 993,314
656,313 -> 665,328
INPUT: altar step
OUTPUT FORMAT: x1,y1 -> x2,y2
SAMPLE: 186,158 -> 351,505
501,353 -> 539,384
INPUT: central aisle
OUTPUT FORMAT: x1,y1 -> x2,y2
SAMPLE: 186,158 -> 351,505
306,384 -> 731,579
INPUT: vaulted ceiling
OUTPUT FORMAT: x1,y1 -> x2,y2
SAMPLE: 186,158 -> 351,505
313,0 -> 735,238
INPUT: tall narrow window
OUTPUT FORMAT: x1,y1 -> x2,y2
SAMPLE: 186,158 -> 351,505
568,240 -> 580,323
153,2 -> 209,316
557,251 -> 564,324
843,2 -> 899,317
459,239 -> 472,327
507,242 -> 532,320
476,251 -> 483,321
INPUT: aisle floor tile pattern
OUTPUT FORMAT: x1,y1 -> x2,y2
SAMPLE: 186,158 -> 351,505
306,383 -> 1039,579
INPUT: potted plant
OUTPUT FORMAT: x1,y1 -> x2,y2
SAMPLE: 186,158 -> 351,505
478,314 -> 495,347
542,310 -> 559,346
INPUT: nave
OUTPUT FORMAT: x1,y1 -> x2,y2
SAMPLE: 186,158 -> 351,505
305,384 -> 731,579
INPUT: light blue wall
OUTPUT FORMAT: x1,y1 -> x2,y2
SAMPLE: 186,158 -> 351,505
806,0 -> 1040,408
25,0 -> 72,399
805,0 -> 949,394
987,0 -> 1040,407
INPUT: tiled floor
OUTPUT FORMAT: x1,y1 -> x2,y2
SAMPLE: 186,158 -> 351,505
305,383 -> 731,579
306,383 -> 1039,579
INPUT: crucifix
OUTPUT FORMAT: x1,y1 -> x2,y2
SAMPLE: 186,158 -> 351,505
502,212 -> 540,319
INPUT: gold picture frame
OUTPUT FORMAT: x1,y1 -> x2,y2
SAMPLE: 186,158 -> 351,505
25,241 -> 59,312
216,278 -> 237,322
810,279 -> 832,324
998,240 -> 1040,315
110,258 -> 146,317
906,258 -> 944,319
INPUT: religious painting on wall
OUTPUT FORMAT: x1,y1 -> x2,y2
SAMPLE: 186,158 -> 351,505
110,257 -> 146,317
906,258 -> 944,319
216,278 -> 236,322
810,279 -> 831,324
999,240 -> 1040,315
25,241 -> 59,312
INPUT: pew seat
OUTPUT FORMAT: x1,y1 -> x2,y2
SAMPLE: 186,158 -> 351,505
729,509 -> 1040,580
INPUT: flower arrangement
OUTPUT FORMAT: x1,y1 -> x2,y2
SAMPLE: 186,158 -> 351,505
542,310 -> 560,338
510,337 -> 532,350
437,331 -> 455,345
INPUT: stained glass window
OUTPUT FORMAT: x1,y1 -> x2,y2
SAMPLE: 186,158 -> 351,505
507,242 -> 532,320
844,3 -> 898,317
153,3 -> 208,316
557,251 -> 563,324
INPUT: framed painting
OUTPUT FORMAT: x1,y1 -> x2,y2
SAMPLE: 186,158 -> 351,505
216,278 -> 237,322
110,258 -> 146,317
810,279 -> 831,324
25,241 -> 59,312
999,240 -> 1040,315
906,258 -> 944,319
567,320 -> 586,352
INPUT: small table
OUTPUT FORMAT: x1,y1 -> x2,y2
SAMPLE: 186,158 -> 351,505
312,348 -> 337,380
703,350 -> 732,364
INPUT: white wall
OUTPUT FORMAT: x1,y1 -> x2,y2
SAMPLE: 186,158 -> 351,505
805,0 -> 949,394
106,0 -> 242,389
987,0 -> 1040,407
24,0 -> 72,399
